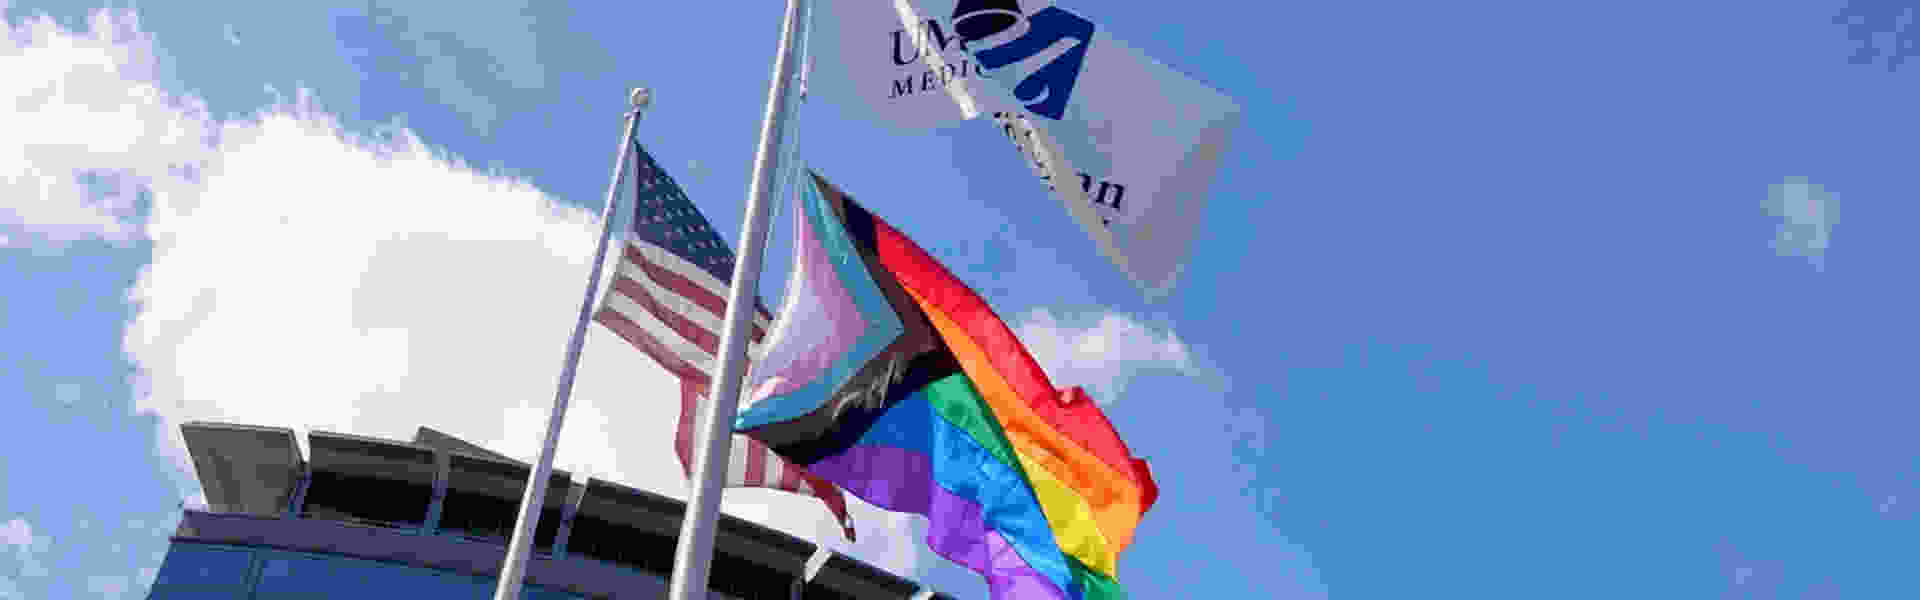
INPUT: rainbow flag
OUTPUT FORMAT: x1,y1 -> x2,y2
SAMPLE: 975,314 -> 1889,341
735,170 -> 1156,600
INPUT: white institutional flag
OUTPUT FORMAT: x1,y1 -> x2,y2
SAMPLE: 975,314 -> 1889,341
827,0 -> 1244,300
815,0 -> 1036,129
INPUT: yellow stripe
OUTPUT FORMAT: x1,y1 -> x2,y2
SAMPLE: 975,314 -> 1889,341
904,285 -> 1141,577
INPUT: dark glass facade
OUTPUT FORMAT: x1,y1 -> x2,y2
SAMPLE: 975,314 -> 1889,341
162,422 -> 945,600
148,543 -> 586,600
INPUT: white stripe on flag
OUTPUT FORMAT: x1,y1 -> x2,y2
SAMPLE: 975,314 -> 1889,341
727,437 -> 751,486
601,286 -> 717,372
615,259 -> 772,341
625,240 -> 774,329
629,241 -> 728,304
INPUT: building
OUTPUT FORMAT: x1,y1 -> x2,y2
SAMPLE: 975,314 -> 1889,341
148,421 -> 953,600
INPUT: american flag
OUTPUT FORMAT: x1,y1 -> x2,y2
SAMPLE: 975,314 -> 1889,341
593,141 -> 855,539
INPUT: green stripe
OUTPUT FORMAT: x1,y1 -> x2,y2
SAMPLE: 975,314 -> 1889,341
922,375 -> 1021,468
1071,555 -> 1130,600
925,374 -> 1133,600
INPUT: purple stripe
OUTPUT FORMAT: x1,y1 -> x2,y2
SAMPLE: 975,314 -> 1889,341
812,446 -> 1069,600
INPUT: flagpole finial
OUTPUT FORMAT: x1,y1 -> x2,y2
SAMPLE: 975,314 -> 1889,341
631,87 -> 653,111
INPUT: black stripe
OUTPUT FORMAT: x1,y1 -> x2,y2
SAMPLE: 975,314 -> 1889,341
738,172 -> 949,465
744,350 -> 962,465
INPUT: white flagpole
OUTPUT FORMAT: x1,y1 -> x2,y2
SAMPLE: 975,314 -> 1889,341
667,0 -> 805,596
490,87 -> 651,600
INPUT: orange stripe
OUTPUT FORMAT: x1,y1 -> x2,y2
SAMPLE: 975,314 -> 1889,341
870,217 -> 1155,500
904,284 -> 1142,569
869,216 -> 1155,553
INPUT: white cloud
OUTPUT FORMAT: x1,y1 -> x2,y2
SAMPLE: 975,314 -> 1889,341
114,65 -> 662,504
1764,176 -> 1839,271
1013,308 -> 1226,404
1,518 -> 50,579
0,4 -> 926,575
84,575 -> 128,600
54,382 -> 84,406
0,575 -> 19,600
223,24 -> 240,46
18,556 -> 47,580
1,8 -> 213,250
0,519 -> 33,547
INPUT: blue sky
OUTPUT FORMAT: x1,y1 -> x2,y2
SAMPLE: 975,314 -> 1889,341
1,1 -> 1914,599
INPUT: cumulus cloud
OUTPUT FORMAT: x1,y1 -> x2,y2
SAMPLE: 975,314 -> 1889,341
1764,176 -> 1839,271
0,519 -> 33,547
3,3 -> 918,573
84,575 -> 129,600
0,518 -> 50,579
54,382 -> 84,406
1013,308 -> 1226,404
1,8 -> 213,250
3,4 -> 925,573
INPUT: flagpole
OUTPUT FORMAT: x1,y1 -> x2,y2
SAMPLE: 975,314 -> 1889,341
489,87 -> 650,600
668,0 -> 805,597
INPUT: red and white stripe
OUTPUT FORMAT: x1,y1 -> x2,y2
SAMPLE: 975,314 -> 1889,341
591,195 -> 855,539
676,379 -> 855,540
594,239 -> 774,385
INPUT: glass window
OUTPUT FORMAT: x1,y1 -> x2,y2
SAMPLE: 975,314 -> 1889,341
256,552 -> 479,598
301,469 -> 432,529
303,433 -> 436,529
709,549 -> 795,600
799,582 -> 862,600
145,587 -> 247,600
252,550 -> 582,600
440,456 -> 566,550
564,513 -> 674,575
151,545 -> 254,587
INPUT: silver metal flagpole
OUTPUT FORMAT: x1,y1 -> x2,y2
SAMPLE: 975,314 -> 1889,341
667,0 -> 805,597
490,86 -> 651,600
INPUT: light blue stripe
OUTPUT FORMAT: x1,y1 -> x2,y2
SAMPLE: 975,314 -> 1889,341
733,178 -> 905,430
